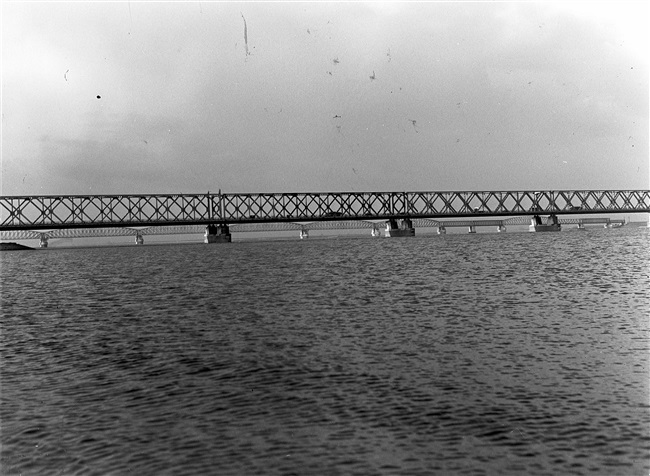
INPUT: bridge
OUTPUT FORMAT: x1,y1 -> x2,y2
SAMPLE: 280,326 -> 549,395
1,190 -> 647,246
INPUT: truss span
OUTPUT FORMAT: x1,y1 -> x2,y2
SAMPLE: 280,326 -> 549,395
1,190 -> 648,232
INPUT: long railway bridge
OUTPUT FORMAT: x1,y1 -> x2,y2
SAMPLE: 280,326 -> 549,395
1,190 -> 648,246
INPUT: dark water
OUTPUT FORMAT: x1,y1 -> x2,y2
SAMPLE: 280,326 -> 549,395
1,228 -> 649,475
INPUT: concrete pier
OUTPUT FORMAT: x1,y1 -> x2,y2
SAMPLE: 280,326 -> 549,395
205,224 -> 232,243
529,214 -> 561,232
385,218 -> 415,237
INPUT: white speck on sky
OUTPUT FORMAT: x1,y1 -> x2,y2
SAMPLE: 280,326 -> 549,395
1,1 -> 647,195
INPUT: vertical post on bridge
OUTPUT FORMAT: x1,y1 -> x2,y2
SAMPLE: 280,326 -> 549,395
204,190 -> 232,243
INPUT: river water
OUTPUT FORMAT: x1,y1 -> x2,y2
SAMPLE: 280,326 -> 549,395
1,227 -> 649,475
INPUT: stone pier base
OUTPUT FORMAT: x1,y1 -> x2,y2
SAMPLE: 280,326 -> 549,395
205,224 -> 232,243
384,218 -> 415,237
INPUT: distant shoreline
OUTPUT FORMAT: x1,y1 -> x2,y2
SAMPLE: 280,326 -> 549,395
0,242 -> 34,251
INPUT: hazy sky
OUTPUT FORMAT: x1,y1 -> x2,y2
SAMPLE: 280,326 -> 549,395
2,1 -> 648,195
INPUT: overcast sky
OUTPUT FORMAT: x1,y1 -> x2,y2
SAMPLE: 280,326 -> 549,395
1,1 -> 648,196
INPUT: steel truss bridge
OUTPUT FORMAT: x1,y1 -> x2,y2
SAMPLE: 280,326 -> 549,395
1,190 -> 647,243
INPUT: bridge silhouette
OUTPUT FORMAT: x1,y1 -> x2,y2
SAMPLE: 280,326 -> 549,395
1,190 -> 648,245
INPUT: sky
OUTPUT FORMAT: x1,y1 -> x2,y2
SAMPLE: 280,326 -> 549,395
1,1 -> 648,196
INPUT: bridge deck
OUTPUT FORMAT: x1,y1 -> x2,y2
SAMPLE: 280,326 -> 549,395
0,217 -> 632,241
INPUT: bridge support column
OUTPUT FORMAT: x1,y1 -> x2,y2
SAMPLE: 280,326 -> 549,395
371,225 -> 381,237
39,234 -> 49,248
384,218 -> 415,237
529,214 -> 561,232
135,233 -> 144,245
497,225 -> 506,232
437,225 -> 446,235
577,222 -> 585,230
204,224 -> 231,243
300,228 -> 309,239
468,225 -> 477,234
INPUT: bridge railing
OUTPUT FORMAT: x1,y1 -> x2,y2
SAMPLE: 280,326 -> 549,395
1,190 -> 648,231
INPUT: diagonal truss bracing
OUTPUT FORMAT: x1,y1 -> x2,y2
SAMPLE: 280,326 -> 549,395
1,190 -> 648,231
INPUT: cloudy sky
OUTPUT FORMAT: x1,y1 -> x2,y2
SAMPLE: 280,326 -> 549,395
1,1 -> 648,196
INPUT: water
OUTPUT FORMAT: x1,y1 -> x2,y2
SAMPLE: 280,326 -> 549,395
1,228 -> 649,475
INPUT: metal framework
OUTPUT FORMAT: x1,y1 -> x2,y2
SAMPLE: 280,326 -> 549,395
1,190 -> 648,231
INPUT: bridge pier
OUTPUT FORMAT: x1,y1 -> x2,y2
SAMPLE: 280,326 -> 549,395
204,224 -> 232,243
529,214 -> 561,232
385,218 -> 415,237
371,225 -> 381,237
39,234 -> 49,248
437,225 -> 446,235
300,228 -> 309,239
468,225 -> 477,234
577,222 -> 585,230
497,225 -> 506,232
135,233 -> 144,245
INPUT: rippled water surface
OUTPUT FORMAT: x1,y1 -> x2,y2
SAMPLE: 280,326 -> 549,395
1,228 -> 649,475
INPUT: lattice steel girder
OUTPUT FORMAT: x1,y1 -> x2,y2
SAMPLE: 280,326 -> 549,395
0,194 -> 215,230
1,190 -> 649,231
220,190 -> 650,222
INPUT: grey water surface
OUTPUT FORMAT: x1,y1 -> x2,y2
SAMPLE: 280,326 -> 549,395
1,228 -> 649,475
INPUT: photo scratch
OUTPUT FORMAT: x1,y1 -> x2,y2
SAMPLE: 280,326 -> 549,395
241,13 -> 250,56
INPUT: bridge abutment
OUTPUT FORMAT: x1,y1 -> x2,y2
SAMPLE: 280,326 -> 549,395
204,224 -> 232,243
384,218 -> 415,237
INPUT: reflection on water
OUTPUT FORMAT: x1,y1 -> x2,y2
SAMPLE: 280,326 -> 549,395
1,228 -> 649,475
